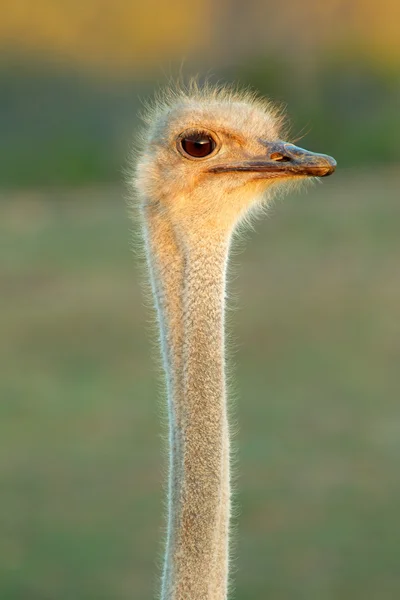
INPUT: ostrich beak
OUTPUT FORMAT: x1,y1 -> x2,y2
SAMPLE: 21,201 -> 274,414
209,141 -> 337,178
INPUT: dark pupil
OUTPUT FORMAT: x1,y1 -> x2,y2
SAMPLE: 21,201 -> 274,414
181,135 -> 215,158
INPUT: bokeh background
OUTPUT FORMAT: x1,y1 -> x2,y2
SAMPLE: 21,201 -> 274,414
1,1 -> 400,598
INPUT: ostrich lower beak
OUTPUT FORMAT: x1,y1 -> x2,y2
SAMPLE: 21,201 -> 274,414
209,141 -> 337,178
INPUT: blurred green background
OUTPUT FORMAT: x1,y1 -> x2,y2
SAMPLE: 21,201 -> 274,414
1,1 -> 400,598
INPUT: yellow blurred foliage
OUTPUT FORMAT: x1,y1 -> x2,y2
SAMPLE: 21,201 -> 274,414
0,0 -> 399,72
0,0 -> 210,73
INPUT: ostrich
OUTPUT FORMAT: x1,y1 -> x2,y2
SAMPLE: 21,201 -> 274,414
129,82 -> 336,600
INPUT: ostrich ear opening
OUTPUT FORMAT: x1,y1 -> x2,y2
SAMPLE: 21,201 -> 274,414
208,141 -> 337,178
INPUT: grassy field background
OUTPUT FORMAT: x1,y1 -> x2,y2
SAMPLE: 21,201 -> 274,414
1,168 -> 400,599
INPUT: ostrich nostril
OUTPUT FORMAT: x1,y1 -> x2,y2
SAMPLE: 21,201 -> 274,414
270,152 -> 291,162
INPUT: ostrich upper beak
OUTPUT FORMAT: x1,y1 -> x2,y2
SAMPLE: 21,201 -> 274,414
208,141 -> 337,178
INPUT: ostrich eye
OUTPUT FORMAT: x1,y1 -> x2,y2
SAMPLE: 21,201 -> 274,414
180,133 -> 216,158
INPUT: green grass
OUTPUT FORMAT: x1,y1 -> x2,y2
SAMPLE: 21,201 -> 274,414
1,169 -> 400,599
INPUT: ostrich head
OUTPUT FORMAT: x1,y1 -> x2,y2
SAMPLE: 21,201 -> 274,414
135,83 -> 336,237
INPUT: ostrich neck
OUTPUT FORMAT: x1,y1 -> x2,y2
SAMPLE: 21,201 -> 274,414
142,204 -> 231,600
